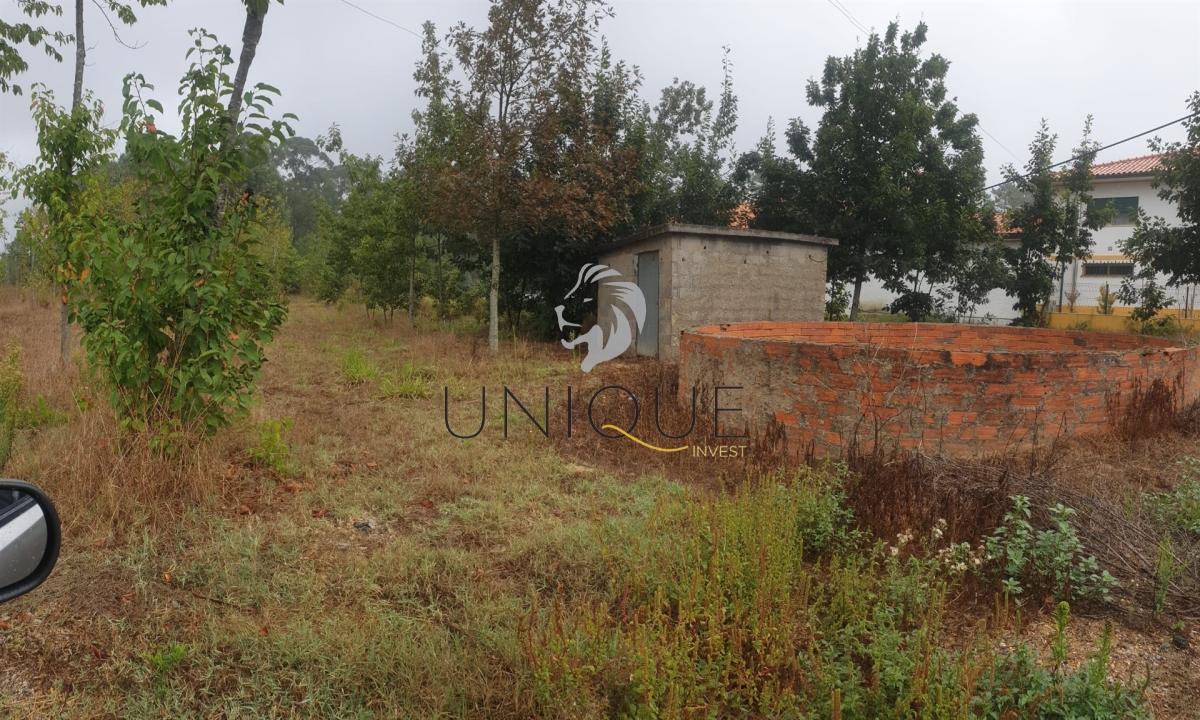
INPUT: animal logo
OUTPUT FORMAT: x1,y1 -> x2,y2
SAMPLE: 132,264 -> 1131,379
555,263 -> 646,373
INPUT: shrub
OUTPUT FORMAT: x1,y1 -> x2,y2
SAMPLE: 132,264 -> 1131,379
1146,458 -> 1200,534
0,345 -> 20,472
64,31 -> 292,434
15,394 -> 65,430
247,417 -> 293,475
984,495 -> 1117,602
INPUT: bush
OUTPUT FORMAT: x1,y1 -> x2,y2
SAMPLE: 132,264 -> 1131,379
972,603 -> 1149,719
64,31 -> 292,434
247,417 -> 293,475
0,345 -> 20,472
984,495 -> 1117,602
339,349 -> 379,386
378,362 -> 435,400
15,394 -> 66,430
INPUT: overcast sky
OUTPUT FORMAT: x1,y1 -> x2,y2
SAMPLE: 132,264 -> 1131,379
2,0 -> 1198,217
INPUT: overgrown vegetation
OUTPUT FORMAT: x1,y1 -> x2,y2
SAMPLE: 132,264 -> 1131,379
983,495 -> 1117,602
58,33 -> 291,435
1,296 -> 1190,717
524,473 -> 1145,718
0,344 -> 20,471
0,1 -> 1197,716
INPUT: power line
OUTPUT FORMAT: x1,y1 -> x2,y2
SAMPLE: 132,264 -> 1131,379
823,0 -> 1017,166
980,125 -> 1021,163
825,0 -> 868,35
334,0 -> 422,40
983,110 -> 1199,193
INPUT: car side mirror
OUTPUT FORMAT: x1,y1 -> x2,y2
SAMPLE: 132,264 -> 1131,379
0,480 -> 61,604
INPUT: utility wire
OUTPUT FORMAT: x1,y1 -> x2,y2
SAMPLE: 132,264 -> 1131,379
980,125 -> 1021,163
824,0 -> 1018,166
825,0 -> 868,35
335,0 -> 422,40
983,110 -> 1199,193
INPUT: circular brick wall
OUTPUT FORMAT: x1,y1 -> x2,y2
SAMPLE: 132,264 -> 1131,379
678,322 -> 1200,457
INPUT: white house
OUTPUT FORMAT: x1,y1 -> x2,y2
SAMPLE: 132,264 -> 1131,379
858,152 -> 1195,322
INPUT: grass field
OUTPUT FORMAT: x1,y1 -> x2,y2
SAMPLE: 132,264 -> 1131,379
0,290 -> 1196,718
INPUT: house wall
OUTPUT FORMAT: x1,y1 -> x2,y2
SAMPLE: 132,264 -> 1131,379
858,174 -> 1198,321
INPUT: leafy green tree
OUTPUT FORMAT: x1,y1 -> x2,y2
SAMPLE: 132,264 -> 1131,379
64,30 -> 293,434
990,182 -> 1030,213
248,136 -> 347,249
8,0 -> 167,360
732,118 -> 816,233
14,83 -> 118,360
1117,92 -> 1200,321
318,153 -> 422,322
1001,118 -> 1108,326
1,0 -> 70,95
631,48 -> 740,227
438,0 -> 611,354
496,35 -> 646,336
805,22 -> 989,320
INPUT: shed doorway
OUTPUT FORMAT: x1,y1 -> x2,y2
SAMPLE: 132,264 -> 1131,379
635,250 -> 659,357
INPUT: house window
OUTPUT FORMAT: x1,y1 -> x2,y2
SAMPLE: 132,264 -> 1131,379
1089,196 -> 1139,225
1082,262 -> 1134,277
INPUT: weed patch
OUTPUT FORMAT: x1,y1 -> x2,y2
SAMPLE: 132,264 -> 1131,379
339,349 -> 380,385
522,474 -> 1149,718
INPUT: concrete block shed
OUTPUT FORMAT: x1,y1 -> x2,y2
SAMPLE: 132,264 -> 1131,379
596,223 -> 838,360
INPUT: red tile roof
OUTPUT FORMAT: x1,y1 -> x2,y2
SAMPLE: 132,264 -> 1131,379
1090,153 -> 1164,179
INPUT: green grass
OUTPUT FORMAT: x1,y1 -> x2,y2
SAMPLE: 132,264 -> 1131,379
378,362 -> 436,400
338,348 -> 380,385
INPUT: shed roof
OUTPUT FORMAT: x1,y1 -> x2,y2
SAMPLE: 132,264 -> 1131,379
605,223 -> 838,254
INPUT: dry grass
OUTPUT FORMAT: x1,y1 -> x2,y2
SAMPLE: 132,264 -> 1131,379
0,289 -> 1194,717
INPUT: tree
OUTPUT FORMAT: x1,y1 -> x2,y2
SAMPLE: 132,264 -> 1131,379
990,182 -> 1030,212
732,118 -> 816,234
64,30 -> 294,433
805,21 -> 988,320
439,0 -> 610,354
1001,118 -> 1108,326
630,48 -> 740,227
7,0 -> 166,361
1117,92 -> 1200,321
1,1 -> 69,95
15,83 -> 117,336
319,154 -> 418,321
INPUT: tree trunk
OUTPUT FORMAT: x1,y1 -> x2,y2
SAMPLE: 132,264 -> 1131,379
213,1 -> 268,223
226,3 -> 267,140
72,0 -> 84,108
488,236 -> 499,354
436,234 -> 446,324
60,0 -> 85,365
849,267 -> 865,321
407,248 -> 416,327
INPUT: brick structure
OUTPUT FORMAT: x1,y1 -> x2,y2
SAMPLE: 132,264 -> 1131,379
679,322 -> 1200,457
597,224 -> 836,361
